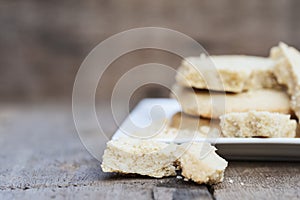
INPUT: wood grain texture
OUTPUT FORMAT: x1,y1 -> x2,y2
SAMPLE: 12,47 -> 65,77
153,186 -> 212,200
0,104 -> 299,199
0,104 -> 213,199
212,162 -> 300,200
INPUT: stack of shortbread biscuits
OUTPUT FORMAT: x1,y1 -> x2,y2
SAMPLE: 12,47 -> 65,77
101,42 -> 300,185
172,43 -> 299,138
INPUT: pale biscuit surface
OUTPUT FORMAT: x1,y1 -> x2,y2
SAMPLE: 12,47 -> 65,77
271,42 -> 300,121
101,138 -> 178,178
176,55 -> 278,93
101,138 -> 228,184
220,111 -> 296,138
178,142 -> 228,184
172,85 -> 291,118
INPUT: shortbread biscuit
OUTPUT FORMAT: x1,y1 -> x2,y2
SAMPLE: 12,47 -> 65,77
101,138 -> 178,178
172,85 -> 291,118
220,111 -> 296,138
178,142 -> 228,184
176,55 -> 278,93
101,138 -> 228,184
271,42 -> 300,121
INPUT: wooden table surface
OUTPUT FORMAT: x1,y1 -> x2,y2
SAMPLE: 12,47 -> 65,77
0,103 -> 299,200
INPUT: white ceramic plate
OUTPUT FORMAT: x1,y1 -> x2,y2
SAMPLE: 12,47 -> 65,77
113,98 -> 300,161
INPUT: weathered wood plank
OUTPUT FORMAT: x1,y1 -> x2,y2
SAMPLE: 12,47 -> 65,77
0,180 -> 213,200
153,177 -> 213,200
212,161 -> 300,200
1,104 -> 300,199
153,186 -> 212,200
0,184 -> 153,200
0,104 -> 212,199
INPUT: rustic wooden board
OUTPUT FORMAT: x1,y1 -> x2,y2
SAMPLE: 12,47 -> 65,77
0,104 -> 212,199
212,161 -> 300,200
0,104 -> 299,199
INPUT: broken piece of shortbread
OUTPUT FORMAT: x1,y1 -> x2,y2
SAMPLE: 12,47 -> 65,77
178,142 -> 228,184
219,111 -> 297,138
101,138 -> 228,184
172,84 -> 291,118
271,42 -> 300,121
176,55 -> 279,93
101,138 -> 178,178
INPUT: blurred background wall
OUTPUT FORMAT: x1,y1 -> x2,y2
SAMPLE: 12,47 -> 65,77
1,0 -> 300,103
